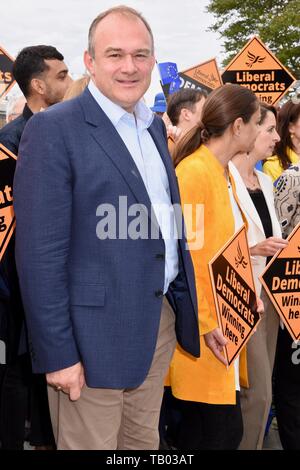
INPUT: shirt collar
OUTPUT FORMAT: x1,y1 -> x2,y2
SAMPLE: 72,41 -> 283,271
23,103 -> 33,121
88,80 -> 154,130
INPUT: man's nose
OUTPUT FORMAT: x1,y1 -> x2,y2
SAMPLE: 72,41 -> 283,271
121,55 -> 138,73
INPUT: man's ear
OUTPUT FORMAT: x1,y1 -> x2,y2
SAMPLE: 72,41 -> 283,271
30,78 -> 45,96
179,108 -> 191,122
180,108 -> 191,122
232,117 -> 243,137
84,50 -> 95,77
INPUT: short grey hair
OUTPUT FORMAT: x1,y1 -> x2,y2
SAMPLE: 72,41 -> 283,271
88,5 -> 154,58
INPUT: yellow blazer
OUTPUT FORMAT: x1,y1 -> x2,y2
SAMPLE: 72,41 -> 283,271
263,147 -> 299,182
169,145 -> 248,405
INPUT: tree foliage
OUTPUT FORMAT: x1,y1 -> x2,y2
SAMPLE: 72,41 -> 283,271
207,0 -> 300,79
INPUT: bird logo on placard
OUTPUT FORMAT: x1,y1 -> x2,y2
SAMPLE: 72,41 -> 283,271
235,243 -> 248,269
246,51 -> 266,68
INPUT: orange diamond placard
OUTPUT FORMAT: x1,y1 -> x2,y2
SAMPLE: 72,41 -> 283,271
0,45 -> 15,99
0,144 -> 17,261
209,225 -> 260,366
222,36 -> 296,105
180,58 -> 223,93
260,222 -> 300,341
161,58 -> 222,99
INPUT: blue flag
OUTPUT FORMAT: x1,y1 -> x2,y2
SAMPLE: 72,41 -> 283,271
158,62 -> 181,94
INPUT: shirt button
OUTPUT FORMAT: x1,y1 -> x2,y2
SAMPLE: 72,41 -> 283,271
155,290 -> 164,298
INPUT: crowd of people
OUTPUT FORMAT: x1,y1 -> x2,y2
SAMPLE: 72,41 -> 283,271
0,5 -> 299,451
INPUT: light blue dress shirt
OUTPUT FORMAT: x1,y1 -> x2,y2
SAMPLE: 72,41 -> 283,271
88,80 -> 179,293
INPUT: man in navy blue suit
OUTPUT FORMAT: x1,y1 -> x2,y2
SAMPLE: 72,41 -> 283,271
14,6 -> 200,450
0,45 -> 71,449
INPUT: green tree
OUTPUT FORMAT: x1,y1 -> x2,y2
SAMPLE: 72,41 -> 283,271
207,0 -> 300,79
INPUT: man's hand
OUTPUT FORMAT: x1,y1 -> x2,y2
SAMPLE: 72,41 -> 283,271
46,362 -> 85,401
204,328 -> 228,366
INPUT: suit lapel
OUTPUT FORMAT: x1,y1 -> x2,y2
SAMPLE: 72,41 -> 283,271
148,122 -> 180,205
148,120 -> 185,243
91,121 -> 153,205
81,89 -> 153,206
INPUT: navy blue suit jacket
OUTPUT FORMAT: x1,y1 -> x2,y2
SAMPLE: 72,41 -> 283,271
14,89 -> 200,388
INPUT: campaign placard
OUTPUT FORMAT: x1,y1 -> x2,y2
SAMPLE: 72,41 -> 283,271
260,223 -> 300,341
0,45 -> 15,100
159,58 -> 222,99
209,225 -> 261,366
0,144 -> 17,261
222,36 -> 296,105
179,58 -> 223,94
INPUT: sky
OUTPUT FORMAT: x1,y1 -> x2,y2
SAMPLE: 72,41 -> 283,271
1,0 -> 224,105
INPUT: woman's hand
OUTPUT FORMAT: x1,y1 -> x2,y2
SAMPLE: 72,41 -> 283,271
250,237 -> 288,257
204,328 -> 228,365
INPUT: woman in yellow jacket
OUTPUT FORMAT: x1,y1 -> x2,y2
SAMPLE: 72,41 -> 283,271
169,84 -> 262,450
263,100 -> 300,182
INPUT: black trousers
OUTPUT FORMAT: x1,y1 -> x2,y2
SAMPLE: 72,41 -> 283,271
175,392 -> 243,450
274,327 -> 300,450
28,374 -> 55,447
0,354 -> 55,450
0,355 -> 30,449
159,387 -> 182,448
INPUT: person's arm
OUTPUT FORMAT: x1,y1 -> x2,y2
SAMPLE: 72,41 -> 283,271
14,112 -> 81,378
250,237 -> 288,256
0,126 -> 19,156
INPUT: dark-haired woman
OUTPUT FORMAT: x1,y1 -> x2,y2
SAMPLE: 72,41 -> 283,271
263,100 -> 300,183
230,104 -> 287,449
169,84 -> 263,450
